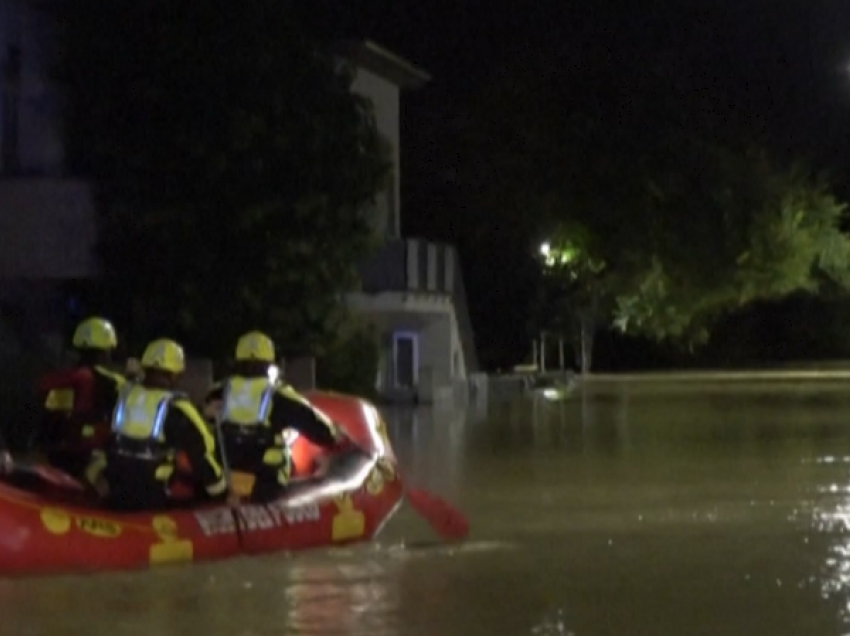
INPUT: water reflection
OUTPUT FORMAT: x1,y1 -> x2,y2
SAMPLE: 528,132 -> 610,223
382,405 -> 470,499
285,557 -> 399,636
7,379 -> 850,634
810,455 -> 850,631
0,552 -> 403,636
530,608 -> 574,636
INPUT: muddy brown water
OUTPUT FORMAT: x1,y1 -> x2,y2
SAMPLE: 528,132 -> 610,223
3,377 -> 850,636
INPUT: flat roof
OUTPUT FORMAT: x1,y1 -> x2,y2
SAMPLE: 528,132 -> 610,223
332,39 -> 432,90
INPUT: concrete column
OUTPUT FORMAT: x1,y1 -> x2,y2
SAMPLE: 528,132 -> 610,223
559,338 -> 565,371
540,332 -> 547,373
406,239 -> 419,290
427,243 -> 438,291
445,247 -> 455,293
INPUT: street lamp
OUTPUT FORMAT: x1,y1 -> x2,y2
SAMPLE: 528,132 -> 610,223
539,242 -> 551,257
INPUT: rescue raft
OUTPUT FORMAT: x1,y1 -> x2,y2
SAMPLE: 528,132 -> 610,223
0,392 -> 404,577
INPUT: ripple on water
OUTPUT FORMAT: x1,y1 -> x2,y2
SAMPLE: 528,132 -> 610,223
530,609 -> 575,636
376,539 -> 520,560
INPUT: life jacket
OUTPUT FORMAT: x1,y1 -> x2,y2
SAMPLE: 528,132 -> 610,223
37,366 -> 116,449
220,376 -> 290,494
108,385 -> 203,499
221,377 -> 276,427
111,385 -> 175,459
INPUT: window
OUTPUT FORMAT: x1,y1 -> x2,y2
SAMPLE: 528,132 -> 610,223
2,45 -> 22,174
392,331 -> 418,388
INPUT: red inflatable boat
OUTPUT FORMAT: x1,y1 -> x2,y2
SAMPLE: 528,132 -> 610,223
0,392 -> 404,577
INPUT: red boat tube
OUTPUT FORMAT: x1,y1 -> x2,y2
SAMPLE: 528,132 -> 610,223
0,392 -> 403,577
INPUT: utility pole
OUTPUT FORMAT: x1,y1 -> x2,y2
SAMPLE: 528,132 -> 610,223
558,337 -> 565,372
540,332 -> 547,373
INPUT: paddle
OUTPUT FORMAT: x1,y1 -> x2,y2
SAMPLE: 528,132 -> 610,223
8,462 -> 87,492
338,428 -> 470,542
213,384 -> 244,545
403,487 -> 469,541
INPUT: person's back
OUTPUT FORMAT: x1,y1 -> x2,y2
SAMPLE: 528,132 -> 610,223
86,338 -> 228,511
216,371 -> 283,499
207,331 -> 349,502
36,317 -> 125,478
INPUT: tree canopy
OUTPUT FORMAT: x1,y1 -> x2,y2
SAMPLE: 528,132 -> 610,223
531,61 -> 850,354
54,0 -> 390,359
409,51 -> 850,370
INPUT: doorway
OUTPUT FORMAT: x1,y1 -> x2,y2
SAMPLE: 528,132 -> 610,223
393,331 -> 418,388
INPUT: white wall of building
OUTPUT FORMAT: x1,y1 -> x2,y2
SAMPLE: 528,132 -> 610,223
348,66 -> 400,240
345,286 -> 469,403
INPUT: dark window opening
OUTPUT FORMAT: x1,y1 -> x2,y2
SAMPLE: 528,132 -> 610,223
2,44 -> 22,174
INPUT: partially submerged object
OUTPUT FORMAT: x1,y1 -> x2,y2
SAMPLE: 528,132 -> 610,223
527,374 -> 577,401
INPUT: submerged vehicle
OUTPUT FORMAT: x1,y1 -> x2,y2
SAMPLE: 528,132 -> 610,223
0,392 -> 405,577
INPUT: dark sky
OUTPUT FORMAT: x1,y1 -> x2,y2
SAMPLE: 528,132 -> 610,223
309,0 -> 850,178
304,1 -> 850,368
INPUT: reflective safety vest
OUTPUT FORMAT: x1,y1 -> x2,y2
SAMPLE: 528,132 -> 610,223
220,377 -> 276,427
111,385 -> 174,442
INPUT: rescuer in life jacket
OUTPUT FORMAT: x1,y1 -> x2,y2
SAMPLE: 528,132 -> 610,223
35,317 -> 126,479
85,338 -> 229,511
204,331 -> 353,503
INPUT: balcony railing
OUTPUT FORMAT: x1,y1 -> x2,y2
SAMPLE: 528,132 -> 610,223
358,238 -> 480,372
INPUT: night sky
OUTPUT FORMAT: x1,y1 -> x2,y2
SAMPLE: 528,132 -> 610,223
309,0 -> 850,177
302,1 -> 850,368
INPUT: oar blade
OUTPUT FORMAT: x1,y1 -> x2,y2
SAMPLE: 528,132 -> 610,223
405,488 -> 469,541
13,464 -> 87,492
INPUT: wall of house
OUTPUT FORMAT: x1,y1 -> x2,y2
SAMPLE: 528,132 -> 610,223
417,314 -> 451,401
346,283 -> 471,403
0,0 -> 63,176
349,66 -> 400,240
0,177 -> 97,443
355,238 -> 480,374
0,0 -> 74,445
0,178 -> 97,278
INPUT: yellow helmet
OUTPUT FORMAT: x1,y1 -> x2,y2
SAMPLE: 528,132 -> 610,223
140,338 -> 185,374
235,331 -> 275,363
72,317 -> 117,350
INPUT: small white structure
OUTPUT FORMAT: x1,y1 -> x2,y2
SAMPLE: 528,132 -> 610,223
334,41 -> 479,404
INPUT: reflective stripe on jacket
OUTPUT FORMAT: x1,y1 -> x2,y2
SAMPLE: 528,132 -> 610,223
111,385 -> 173,442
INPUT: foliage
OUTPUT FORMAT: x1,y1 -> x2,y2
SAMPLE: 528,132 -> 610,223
507,62 -> 850,354
315,318 -> 380,398
609,147 -> 850,346
529,220 -> 607,365
53,0 -> 390,359
434,52 -> 850,366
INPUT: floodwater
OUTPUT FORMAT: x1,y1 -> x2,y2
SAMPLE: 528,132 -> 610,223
4,377 -> 850,635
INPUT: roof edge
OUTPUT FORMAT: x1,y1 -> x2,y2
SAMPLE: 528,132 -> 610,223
332,39 -> 432,90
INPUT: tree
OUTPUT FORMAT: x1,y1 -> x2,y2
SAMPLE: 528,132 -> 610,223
531,222 -> 607,374
609,145 -> 850,345
54,0 -> 390,362
536,132 -> 850,371
440,51 -> 850,372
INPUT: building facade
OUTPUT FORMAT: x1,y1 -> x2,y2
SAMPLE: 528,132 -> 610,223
0,0 -> 92,367
0,2 -> 479,404
334,41 -> 479,404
